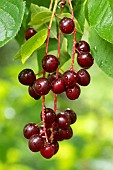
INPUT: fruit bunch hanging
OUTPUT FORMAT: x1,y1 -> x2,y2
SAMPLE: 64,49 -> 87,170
18,0 -> 94,159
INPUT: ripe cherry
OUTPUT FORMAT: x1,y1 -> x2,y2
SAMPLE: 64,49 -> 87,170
28,134 -> 44,152
42,55 -> 59,73
75,41 -> 90,53
33,78 -> 51,96
77,53 -> 94,69
28,86 -> 41,100
51,78 -> 65,94
77,69 -> 90,86
23,123 -> 39,139
25,27 -> 37,40
59,17 -> 75,34
63,70 -> 77,88
66,84 -> 80,100
18,69 -> 36,86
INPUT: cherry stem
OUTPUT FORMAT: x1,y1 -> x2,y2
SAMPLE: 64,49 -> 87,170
67,0 -> 74,20
45,0 -> 58,55
41,95 -> 48,143
70,28 -> 76,70
54,30 -> 61,112
49,0 -> 53,10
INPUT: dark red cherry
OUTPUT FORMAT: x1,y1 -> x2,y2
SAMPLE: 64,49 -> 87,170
63,70 -> 77,88
64,108 -> 77,124
42,55 -> 59,73
40,108 -> 56,127
51,78 -> 65,94
48,72 -> 62,83
23,122 -> 39,139
18,69 -> 36,86
56,113 -> 70,129
40,143 -> 55,159
66,84 -> 80,100
77,69 -> 90,86
28,134 -> 44,152
59,17 -> 75,34
25,27 -> 37,40
33,78 -> 51,96
77,53 -> 94,69
75,41 -> 90,53
28,86 -> 41,100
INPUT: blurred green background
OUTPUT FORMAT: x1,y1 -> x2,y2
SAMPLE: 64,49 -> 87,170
0,39 -> 113,170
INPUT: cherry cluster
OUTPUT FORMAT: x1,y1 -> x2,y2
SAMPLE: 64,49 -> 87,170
23,108 -> 76,159
18,0 -> 94,159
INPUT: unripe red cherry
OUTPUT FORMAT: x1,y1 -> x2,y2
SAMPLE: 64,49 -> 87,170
42,55 -> 59,73
59,17 -> 75,34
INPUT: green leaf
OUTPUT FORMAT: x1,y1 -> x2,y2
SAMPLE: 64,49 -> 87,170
14,28 -> 47,63
89,28 -> 113,78
29,4 -> 52,26
88,0 -> 113,44
73,0 -> 86,32
0,0 -> 25,47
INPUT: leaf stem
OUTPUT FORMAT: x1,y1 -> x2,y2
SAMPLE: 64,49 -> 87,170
45,0 -> 58,55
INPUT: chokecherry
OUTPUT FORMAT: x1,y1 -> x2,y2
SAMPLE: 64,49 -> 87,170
40,108 -> 56,127
42,55 -> 59,73
66,84 -> 80,100
77,69 -> 90,86
77,53 -> 94,69
75,41 -> 90,53
25,27 -> 37,40
18,69 -> 36,86
56,113 -> 70,129
51,78 -> 65,94
23,123 -> 39,139
28,134 -> 44,152
59,17 -> 75,34
40,143 -> 55,159
33,78 -> 51,96
63,70 -> 77,88
28,86 -> 41,100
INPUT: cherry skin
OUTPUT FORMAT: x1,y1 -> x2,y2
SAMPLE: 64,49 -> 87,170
51,78 -> 65,94
25,27 -> 37,40
23,123 -> 39,139
40,108 -> 56,127
18,69 -> 36,86
77,53 -> 94,69
63,70 -> 77,88
28,86 -> 41,100
75,41 -> 90,53
28,134 -> 44,152
42,55 -> 59,73
59,17 -> 75,34
56,113 -> 70,129
48,72 -> 62,83
64,108 -> 77,124
40,143 -> 55,159
33,78 -> 51,96
77,69 -> 90,86
66,84 -> 81,100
